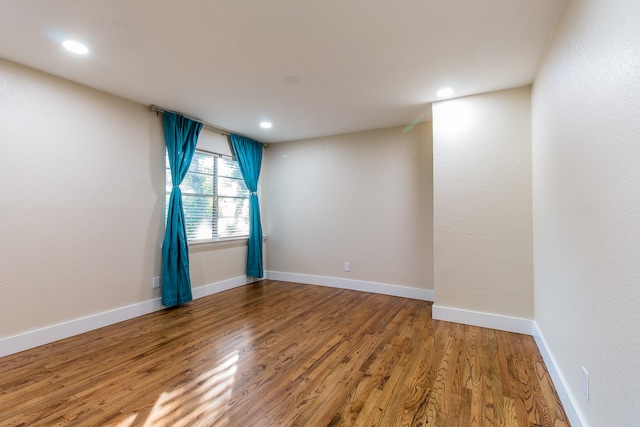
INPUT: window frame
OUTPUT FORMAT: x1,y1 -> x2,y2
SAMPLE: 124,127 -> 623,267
165,148 -> 250,244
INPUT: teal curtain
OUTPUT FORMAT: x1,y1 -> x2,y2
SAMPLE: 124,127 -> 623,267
162,112 -> 202,306
230,134 -> 264,278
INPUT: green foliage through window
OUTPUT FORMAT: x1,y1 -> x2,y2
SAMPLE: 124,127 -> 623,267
166,150 -> 250,241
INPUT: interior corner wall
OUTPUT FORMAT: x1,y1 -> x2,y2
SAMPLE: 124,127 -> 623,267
432,86 -> 533,320
532,0 -> 640,425
262,123 -> 433,291
0,58 -> 250,342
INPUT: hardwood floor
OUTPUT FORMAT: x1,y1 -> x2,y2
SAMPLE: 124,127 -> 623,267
0,280 -> 569,426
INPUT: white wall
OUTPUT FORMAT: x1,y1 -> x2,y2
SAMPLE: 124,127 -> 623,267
263,123 -> 433,291
432,87 -> 533,321
532,0 -> 640,425
0,58 -> 252,341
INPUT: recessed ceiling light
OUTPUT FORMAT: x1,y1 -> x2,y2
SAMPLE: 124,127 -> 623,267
260,121 -> 272,129
437,87 -> 454,98
62,40 -> 89,54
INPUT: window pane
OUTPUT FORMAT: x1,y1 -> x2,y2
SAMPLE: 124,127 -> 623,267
165,169 -> 173,192
218,176 -> 249,197
181,172 -> 214,195
218,216 -> 249,238
218,157 -> 244,180
218,196 -> 249,238
189,152 -> 215,175
166,152 -> 215,193
165,150 -> 251,242
183,195 -> 215,240
218,197 -> 248,218
186,217 -> 214,241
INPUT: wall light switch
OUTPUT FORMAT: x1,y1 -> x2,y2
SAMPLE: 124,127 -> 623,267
581,367 -> 589,400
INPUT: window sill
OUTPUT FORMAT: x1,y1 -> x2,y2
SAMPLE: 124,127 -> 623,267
188,236 -> 267,251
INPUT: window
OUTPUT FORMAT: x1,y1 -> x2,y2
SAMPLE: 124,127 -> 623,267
166,150 -> 250,242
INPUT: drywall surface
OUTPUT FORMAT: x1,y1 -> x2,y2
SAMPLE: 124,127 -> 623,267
433,87 -> 533,319
532,0 -> 640,425
263,123 -> 433,290
0,59 -> 251,339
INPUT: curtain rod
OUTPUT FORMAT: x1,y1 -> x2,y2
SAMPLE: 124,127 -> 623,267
149,105 -> 268,147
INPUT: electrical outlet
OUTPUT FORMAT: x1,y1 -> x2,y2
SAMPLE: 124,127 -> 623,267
581,367 -> 589,400
344,261 -> 350,272
152,276 -> 160,289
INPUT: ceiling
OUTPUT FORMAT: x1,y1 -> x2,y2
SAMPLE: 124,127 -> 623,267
0,0 -> 565,143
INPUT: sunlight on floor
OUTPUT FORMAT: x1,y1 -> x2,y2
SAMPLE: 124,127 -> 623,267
113,350 -> 239,427
147,351 -> 239,426
113,413 -> 138,427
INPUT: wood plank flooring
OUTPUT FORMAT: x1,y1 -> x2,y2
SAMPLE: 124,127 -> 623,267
0,280 -> 569,426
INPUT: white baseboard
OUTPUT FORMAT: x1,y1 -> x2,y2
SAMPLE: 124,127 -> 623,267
266,271 -> 434,301
431,304 -> 533,335
192,275 -> 259,299
533,322 -> 586,427
0,275 -> 256,358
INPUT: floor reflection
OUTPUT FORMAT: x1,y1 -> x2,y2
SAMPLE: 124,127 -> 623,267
140,351 -> 238,427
